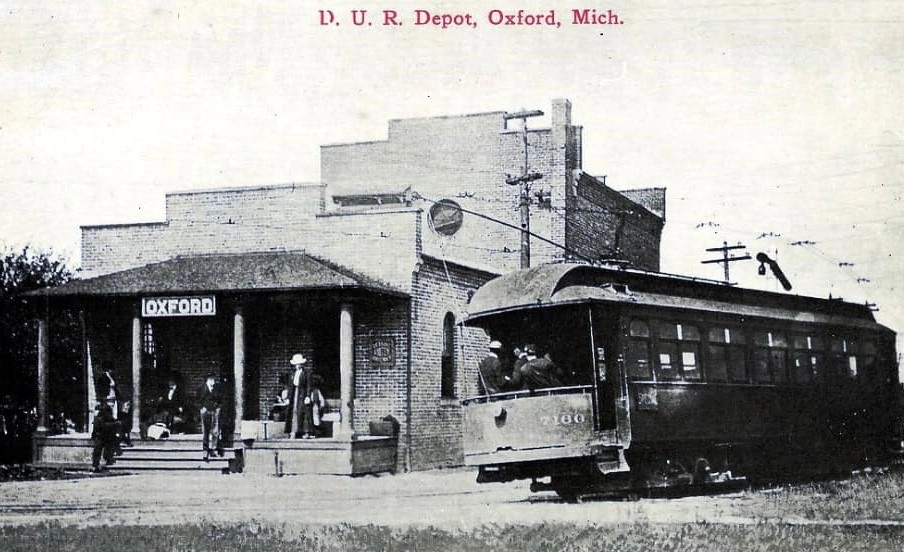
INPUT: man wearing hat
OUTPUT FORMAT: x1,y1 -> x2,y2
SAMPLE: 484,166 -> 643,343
198,373 -> 223,460
287,353 -> 321,438
477,340 -> 507,395
520,345 -> 565,390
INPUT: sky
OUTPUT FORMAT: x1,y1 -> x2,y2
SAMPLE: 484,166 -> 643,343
2,1 -> 903,356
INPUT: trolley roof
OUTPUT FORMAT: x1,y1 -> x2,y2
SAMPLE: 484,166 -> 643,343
463,263 -> 892,334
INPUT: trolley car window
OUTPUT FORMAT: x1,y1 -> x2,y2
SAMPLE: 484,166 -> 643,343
658,344 -> 679,379
706,327 -> 746,383
771,349 -> 788,383
793,335 -> 825,351
706,343 -> 729,382
682,351 -> 699,373
791,335 -> 824,384
728,346 -> 748,383
831,337 -> 859,380
859,341 -> 877,383
753,330 -> 788,383
654,321 -> 701,381
792,353 -> 817,383
468,305 -> 596,395
681,344 -> 701,380
753,349 -> 771,383
629,320 -> 650,338
626,338 -> 652,379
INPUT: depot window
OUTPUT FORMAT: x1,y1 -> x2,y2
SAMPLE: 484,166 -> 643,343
706,327 -> 747,383
441,312 -> 456,398
142,322 -> 159,370
654,321 -> 701,381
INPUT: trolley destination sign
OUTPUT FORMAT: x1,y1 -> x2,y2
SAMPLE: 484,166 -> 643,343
141,295 -> 217,317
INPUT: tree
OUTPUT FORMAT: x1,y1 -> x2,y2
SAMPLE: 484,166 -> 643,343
0,246 -> 83,444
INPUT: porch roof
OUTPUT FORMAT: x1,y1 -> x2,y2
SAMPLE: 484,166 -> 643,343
27,251 -> 408,298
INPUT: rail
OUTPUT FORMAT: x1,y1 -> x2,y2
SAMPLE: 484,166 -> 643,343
461,384 -> 594,405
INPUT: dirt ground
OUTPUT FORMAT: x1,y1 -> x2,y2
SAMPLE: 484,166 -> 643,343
0,468 -> 816,529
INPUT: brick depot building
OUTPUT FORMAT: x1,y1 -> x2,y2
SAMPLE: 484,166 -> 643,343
30,99 -> 665,474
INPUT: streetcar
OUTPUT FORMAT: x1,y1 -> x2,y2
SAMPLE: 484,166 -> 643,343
459,263 -> 900,499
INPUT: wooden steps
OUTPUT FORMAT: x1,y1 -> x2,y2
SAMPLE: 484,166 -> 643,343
107,439 -> 233,472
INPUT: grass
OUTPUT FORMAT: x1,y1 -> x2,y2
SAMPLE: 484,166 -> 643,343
740,467 -> 904,522
0,465 -> 83,482
0,521 -> 903,551
4,466 -> 904,550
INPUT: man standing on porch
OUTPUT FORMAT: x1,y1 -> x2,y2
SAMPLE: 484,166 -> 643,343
198,373 -> 223,461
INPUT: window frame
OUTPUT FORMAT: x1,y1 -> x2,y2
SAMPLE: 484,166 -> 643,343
705,326 -> 748,383
440,312 -> 456,399
652,320 -> 702,382
625,319 -> 653,380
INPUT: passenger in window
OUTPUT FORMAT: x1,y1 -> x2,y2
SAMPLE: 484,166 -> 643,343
478,340 -> 507,394
513,346 -> 529,375
505,347 -> 525,390
520,345 -> 565,390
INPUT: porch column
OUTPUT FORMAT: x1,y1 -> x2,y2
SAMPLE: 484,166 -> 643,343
338,303 -> 354,437
131,315 -> 142,436
36,318 -> 49,435
233,307 -> 245,436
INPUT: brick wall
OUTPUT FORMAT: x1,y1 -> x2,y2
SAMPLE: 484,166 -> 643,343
566,171 -> 664,270
350,298 -> 410,472
251,298 -> 318,422
156,316 -> 231,424
81,184 -> 421,292
618,187 -> 667,219
324,99 -> 584,274
407,256 -> 496,469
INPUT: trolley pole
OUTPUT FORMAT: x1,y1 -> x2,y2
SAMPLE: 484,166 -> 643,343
504,109 -> 544,269
701,241 -> 751,284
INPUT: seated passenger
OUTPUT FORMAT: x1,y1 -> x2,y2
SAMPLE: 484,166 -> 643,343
513,347 -> 529,374
520,346 -> 565,390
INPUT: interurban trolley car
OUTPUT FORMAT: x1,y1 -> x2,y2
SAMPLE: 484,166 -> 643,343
460,263 -> 900,499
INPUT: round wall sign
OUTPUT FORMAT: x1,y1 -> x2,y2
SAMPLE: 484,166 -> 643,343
428,199 -> 464,236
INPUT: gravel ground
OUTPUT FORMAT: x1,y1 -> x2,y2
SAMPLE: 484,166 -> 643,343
0,468 -> 770,529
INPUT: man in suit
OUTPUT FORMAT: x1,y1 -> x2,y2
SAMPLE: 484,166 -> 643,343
91,402 -> 118,472
477,340 -> 506,394
520,345 -> 565,390
198,373 -> 223,460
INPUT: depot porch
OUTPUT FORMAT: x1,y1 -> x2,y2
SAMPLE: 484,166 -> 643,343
28,252 -> 408,475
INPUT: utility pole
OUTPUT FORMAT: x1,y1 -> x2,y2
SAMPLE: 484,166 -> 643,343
701,241 -> 751,284
504,109 -> 544,269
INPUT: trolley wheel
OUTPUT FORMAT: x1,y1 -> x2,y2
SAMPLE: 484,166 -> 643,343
551,476 -> 584,502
